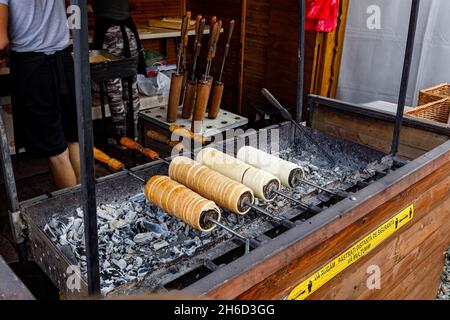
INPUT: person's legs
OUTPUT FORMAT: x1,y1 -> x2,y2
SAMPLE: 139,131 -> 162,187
122,27 -> 141,138
103,26 -> 127,143
48,148 -> 77,189
68,142 -> 81,184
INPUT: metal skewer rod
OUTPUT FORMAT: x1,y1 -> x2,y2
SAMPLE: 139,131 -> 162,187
274,190 -> 322,214
191,18 -> 206,81
209,218 -> 257,254
298,179 -> 348,198
124,170 -> 146,183
250,205 -> 296,229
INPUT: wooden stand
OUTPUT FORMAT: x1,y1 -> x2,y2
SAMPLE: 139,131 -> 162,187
191,77 -> 213,133
167,73 -> 185,123
208,81 -> 224,119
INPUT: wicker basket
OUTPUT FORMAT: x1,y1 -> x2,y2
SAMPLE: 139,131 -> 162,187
418,83 -> 450,105
406,98 -> 450,125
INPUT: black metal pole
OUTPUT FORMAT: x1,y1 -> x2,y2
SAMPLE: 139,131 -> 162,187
71,0 -> 101,295
0,108 -> 19,214
391,0 -> 420,156
0,106 -> 24,254
296,0 -> 306,123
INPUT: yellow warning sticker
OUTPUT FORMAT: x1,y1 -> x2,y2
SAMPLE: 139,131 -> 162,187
287,204 -> 414,300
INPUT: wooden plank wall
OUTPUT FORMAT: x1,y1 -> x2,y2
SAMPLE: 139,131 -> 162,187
129,0 -> 185,24
242,0 -> 271,116
131,0 -> 185,63
243,0 -> 348,120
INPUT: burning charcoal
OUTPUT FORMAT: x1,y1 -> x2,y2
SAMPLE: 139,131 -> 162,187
124,239 -> 135,247
138,268 -> 150,278
143,221 -> 165,236
153,240 -> 169,251
227,214 -> 238,224
171,247 -> 182,256
134,233 -> 157,244
114,279 -> 127,287
112,259 -> 127,270
185,247 -> 197,257
134,257 -> 143,268
110,218 -> 126,230
111,233 -> 122,245
101,286 -> 115,296
134,204 -> 143,213
168,266 -> 179,274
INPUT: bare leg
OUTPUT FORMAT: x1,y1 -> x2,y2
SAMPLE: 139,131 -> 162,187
48,148 -> 77,189
68,142 -> 81,184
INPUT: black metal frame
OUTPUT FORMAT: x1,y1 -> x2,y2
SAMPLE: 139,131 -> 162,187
296,0 -> 306,123
0,0 -> 423,298
71,0 -> 100,295
391,0 -> 421,156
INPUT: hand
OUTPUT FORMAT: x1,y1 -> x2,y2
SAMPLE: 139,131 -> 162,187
0,49 -> 8,65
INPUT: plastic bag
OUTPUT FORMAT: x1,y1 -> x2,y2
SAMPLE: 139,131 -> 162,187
306,0 -> 339,32
137,72 -> 171,97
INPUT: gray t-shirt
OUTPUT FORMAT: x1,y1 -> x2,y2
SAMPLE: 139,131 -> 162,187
92,0 -> 130,21
0,0 -> 69,54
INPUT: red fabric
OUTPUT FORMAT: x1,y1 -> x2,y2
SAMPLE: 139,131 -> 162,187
305,0 -> 340,33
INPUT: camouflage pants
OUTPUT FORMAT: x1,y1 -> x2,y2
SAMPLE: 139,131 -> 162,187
103,25 -> 141,133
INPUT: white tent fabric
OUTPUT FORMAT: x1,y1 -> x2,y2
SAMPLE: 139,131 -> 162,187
337,0 -> 450,107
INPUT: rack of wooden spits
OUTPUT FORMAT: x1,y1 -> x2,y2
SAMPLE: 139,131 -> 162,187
166,12 -> 235,134
94,145 -> 346,254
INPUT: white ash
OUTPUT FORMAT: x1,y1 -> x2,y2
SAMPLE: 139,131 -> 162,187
279,146 -> 379,188
43,194 -> 235,296
260,146 -> 388,214
437,248 -> 450,300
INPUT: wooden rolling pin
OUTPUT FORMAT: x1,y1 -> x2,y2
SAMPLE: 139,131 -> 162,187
191,20 -> 222,133
146,130 -> 184,152
191,77 -> 213,133
120,137 -> 160,160
170,124 -> 206,145
182,11 -> 192,72
167,13 -> 190,123
93,147 -> 146,182
208,20 -> 235,119
93,147 -> 125,172
182,17 -> 206,119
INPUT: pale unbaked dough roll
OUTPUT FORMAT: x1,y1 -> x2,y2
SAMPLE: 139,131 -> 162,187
144,176 -> 221,232
196,148 -> 280,202
196,148 -> 250,183
237,146 -> 305,188
169,157 -> 254,214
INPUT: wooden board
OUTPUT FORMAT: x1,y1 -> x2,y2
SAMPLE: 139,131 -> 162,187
148,18 -> 197,30
311,105 -> 449,159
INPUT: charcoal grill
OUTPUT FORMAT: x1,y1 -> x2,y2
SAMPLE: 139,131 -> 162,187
20,121 -> 395,298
